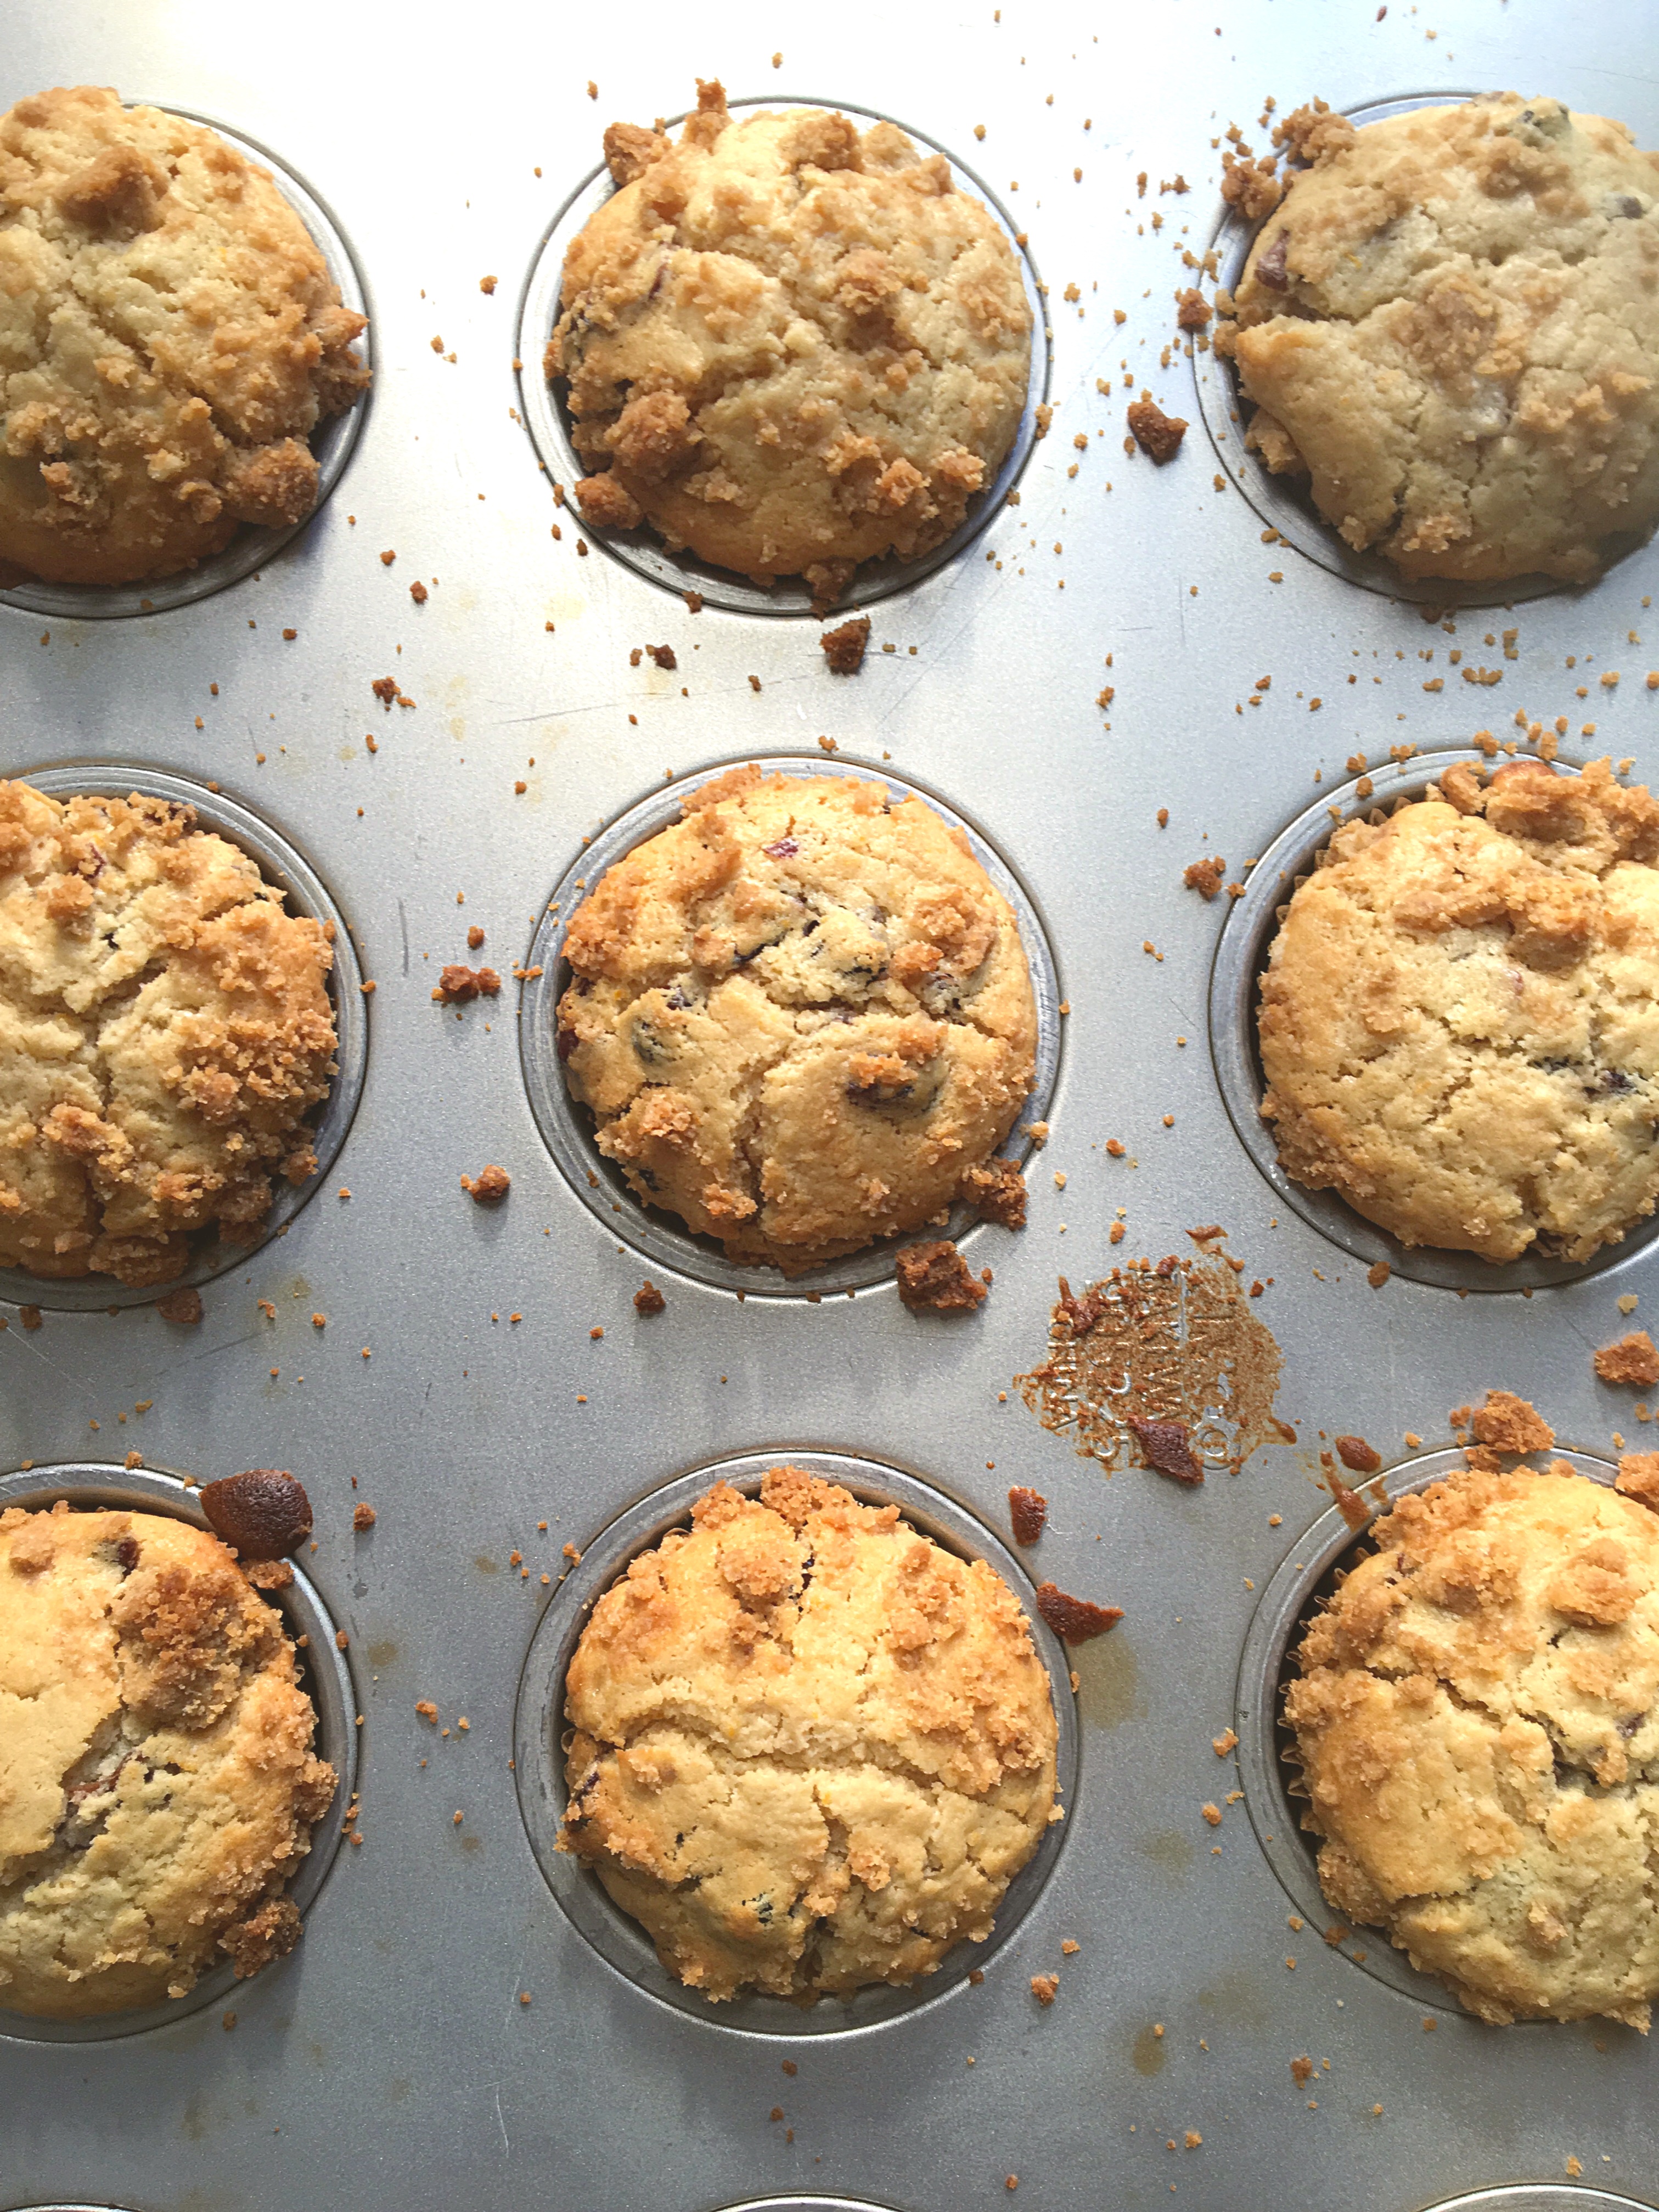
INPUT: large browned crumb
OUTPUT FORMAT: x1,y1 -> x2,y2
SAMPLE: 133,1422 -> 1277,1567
1290,2055 -> 1315,2088
461,1164 -> 510,1205
1175,288 -> 1212,329
895,1239 -> 987,1312
1034,1581 -> 1123,1643
1030,1973 -> 1059,2005
433,964 -> 501,1005
1335,1434 -> 1382,1474
645,643 -> 677,671
352,1502 -> 376,1531
1127,397 -> 1187,462
1183,855 -> 1227,899
1616,1452 -> 1659,1509
1470,1390 -> 1555,1454
156,1287 -> 204,1325
1596,1332 -> 1659,1386
199,1470 -> 313,1560
1126,1415 -> 1204,1485
220,1896 -> 303,1980
962,1157 -> 1028,1229
634,1281 -> 666,1315
1008,1486 -> 1048,1545
821,616 -> 872,674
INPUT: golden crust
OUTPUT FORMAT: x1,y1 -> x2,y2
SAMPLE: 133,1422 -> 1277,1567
549,81 -> 1030,600
1232,95 -> 1659,582
0,85 -> 369,586
0,1504 -> 334,2018
1288,1463 -> 1659,2027
1258,759 -> 1659,1264
559,1468 -> 1058,2002
556,769 -> 1037,1271
0,779 -> 337,1286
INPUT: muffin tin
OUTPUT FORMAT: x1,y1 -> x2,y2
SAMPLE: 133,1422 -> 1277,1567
4,4 -> 1659,2210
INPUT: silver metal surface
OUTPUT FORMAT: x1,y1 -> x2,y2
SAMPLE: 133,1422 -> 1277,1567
3,2 -> 1659,2208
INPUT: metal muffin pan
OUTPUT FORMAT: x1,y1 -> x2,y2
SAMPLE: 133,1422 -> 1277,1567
0,763 -> 368,1313
1207,747 -> 1659,1294
513,1449 -> 1081,2037
0,105 -> 372,625
5,4 -> 1659,2210
515,93 -> 1053,617
517,752 -> 1064,1297
0,1459 -> 356,2045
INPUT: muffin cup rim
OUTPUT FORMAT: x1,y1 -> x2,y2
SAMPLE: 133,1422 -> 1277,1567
513,91 -> 1051,618
0,759 -> 368,1314
0,1458 -> 356,2046
511,1448 -> 1081,2041
0,100 -> 372,624
1206,745 -> 1659,1293
516,750 -> 1064,1299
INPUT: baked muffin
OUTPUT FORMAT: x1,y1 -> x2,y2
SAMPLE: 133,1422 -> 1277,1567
0,779 -> 338,1286
1286,1457 -> 1659,2026
556,766 -> 1037,1271
0,1501 -> 336,2018
1224,95 -> 1659,583
0,85 -> 369,587
559,1467 -> 1059,2002
548,79 -> 1031,603
1258,758 -> 1659,1264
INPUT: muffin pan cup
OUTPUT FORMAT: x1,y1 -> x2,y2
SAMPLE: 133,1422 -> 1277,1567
0,763 -> 368,1315
514,94 -> 1052,616
517,752 -> 1063,1298
1233,1443 -> 1618,2021
1206,747 -> 1659,1293
0,106 -> 371,624
1187,89 -> 1644,610
0,1459 -> 356,2046
513,1450 -> 1081,2039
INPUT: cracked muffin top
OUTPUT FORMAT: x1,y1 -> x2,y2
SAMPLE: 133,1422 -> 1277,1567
1225,94 -> 1659,583
548,78 -> 1031,604
0,779 -> 338,1287
558,1466 -> 1059,2003
0,1502 -> 335,2018
555,766 -> 1037,1273
0,85 -> 369,587
1287,1456 -> 1659,2026
1258,757 -> 1659,1264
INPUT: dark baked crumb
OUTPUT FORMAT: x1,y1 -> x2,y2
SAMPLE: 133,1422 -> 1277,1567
1056,1275 -> 1107,1336
1008,1485 -> 1048,1545
1035,1581 -> 1123,1643
352,1502 -> 377,1531
1366,1260 -> 1392,1289
895,1239 -> 987,1312
200,1469 -> 314,1560
156,1286 -> 204,1326
1469,1390 -> 1554,1454
961,1157 -> 1028,1229
634,1281 -> 666,1316
1030,1973 -> 1059,2005
433,964 -> 502,1004
1326,1468 -> 1370,1530
1127,396 -> 1188,463
646,643 -> 677,671
1595,1331 -> 1659,1386
466,925 -> 485,950
221,1896 -> 302,1979
1126,1414 -> 1204,1484
1616,1452 -> 1659,1510
461,1164 -> 511,1205
410,581 -> 429,604
821,616 -> 872,674
1175,288 -> 1212,329
1334,1434 -> 1382,1474
1183,855 -> 1227,899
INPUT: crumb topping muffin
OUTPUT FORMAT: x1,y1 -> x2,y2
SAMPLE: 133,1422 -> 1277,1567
1258,758 -> 1659,1264
1287,1458 -> 1659,2026
1225,95 -> 1659,583
0,1502 -> 335,2018
0,779 -> 338,1286
559,1467 -> 1059,2003
548,78 -> 1031,603
0,85 -> 369,587
556,766 -> 1037,1272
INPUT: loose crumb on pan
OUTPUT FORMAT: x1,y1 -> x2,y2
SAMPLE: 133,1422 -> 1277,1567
1596,1331 -> 1659,1386
1183,855 -> 1227,900
156,1287 -> 204,1326
895,1239 -> 987,1312
1008,1486 -> 1048,1544
821,616 -> 872,674
460,1164 -> 511,1205
1470,1389 -> 1554,1454
961,1157 -> 1028,1229
432,964 -> 502,1004
1126,1414 -> 1204,1485
1034,1581 -> 1122,1643
352,1502 -> 376,1531
634,1281 -> 666,1315
1030,1972 -> 1059,2005
1126,395 -> 1188,462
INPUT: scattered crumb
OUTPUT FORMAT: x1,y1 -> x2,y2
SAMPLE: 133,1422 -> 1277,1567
1596,1332 -> 1659,1387
1470,1391 -> 1554,1453
1213,1727 -> 1238,1757
433,964 -> 501,1005
1334,1435 -> 1381,1475
1008,1485 -> 1048,1545
821,616 -> 871,674
962,1157 -> 1028,1229
461,1164 -> 511,1205
634,1282 -> 666,1316
1183,855 -> 1227,900
1034,1581 -> 1123,1643
1127,395 -> 1187,462
156,1287 -> 203,1326
353,1503 -> 377,1532
1030,1974 -> 1059,2006
895,1239 -> 987,1313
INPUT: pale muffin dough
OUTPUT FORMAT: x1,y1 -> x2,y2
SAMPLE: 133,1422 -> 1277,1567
556,766 -> 1037,1272
0,1503 -> 335,2018
559,1467 -> 1059,2003
1227,95 -> 1659,583
0,779 -> 338,1286
1288,1458 -> 1659,2027
1258,758 -> 1659,1264
548,79 -> 1031,603
0,85 -> 369,587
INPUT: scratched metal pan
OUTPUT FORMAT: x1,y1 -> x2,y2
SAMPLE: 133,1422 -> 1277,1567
3,5 -> 1659,2212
